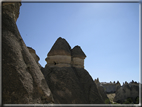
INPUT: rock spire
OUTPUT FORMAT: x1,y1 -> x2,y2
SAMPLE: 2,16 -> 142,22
71,45 -> 86,59
45,37 -> 86,68
48,37 -> 71,56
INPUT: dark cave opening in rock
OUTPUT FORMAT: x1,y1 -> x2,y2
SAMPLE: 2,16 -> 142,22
54,61 -> 56,65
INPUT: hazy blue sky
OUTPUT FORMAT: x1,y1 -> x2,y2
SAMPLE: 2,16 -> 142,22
16,2 -> 139,85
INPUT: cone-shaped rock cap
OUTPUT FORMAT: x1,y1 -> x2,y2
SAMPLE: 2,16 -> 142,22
48,37 -> 71,56
71,45 -> 86,59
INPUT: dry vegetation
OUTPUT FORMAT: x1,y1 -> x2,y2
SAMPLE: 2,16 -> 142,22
107,93 -> 116,104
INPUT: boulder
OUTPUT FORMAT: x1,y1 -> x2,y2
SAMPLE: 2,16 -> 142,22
2,2 -> 54,104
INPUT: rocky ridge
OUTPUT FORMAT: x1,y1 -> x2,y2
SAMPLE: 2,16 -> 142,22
95,78 -> 141,104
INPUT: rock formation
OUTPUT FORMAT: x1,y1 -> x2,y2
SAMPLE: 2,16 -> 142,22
101,82 -> 121,93
27,47 -> 43,69
94,78 -> 121,94
94,78 -> 110,103
2,2 -> 54,104
113,80 -> 139,103
45,37 -> 86,69
71,46 -> 86,68
45,37 -> 71,67
43,37 -> 104,104
27,47 -> 40,64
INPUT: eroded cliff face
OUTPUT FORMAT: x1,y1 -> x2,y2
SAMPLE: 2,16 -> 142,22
2,2 -> 54,104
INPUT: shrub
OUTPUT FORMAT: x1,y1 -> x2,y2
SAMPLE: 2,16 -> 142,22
105,98 -> 110,104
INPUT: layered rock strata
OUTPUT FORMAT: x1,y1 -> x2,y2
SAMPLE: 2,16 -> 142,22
45,37 -> 86,68
71,46 -> 86,68
43,37 -> 104,104
45,37 -> 71,67
2,2 -> 54,104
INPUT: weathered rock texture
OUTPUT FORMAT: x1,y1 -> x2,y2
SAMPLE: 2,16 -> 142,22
113,81 -> 139,103
45,37 -> 86,68
71,46 -> 86,68
46,55 -> 71,67
27,47 -> 40,63
94,78 -> 110,103
43,37 -> 104,104
46,37 -> 72,67
27,47 -> 43,69
95,78 -> 121,94
48,37 -> 71,56
101,82 -> 121,93
2,2 -> 54,104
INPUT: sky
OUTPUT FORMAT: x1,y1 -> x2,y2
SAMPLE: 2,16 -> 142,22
16,1 -> 140,85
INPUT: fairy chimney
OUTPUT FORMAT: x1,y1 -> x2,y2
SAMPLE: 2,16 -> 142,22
71,45 -> 86,68
45,37 -> 72,67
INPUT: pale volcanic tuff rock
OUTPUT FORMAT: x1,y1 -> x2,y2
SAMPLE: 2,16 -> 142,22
45,37 -> 72,67
71,46 -> 86,68
97,81 -> 121,94
45,37 -> 87,68
94,78 -> 121,94
113,81 -> 139,103
2,2 -> 54,104
43,37 -> 104,104
101,83 -> 120,93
